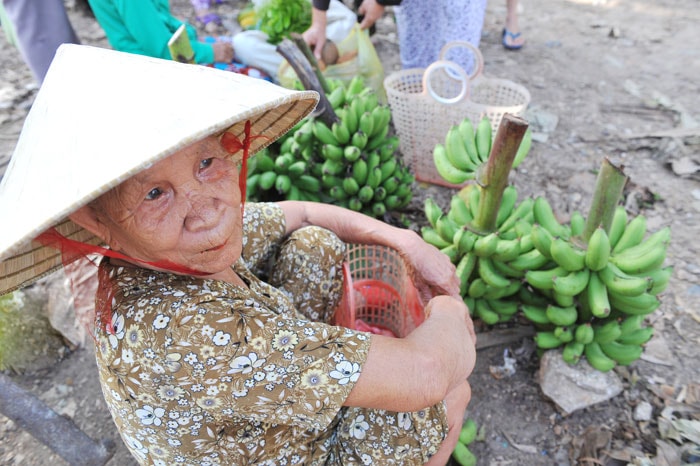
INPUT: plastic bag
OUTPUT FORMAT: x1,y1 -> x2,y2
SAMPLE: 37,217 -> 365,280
278,24 -> 386,103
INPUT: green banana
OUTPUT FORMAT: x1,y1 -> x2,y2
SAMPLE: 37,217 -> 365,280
554,326 -> 574,343
383,176 -> 400,195
343,145 -> 361,163
458,117 -> 481,168
508,248 -> 550,272
254,152 -> 275,172
492,258 -> 525,279
478,257 -> 511,288
352,158 -> 369,186
357,185 -> 374,203
617,327 -> 654,345
348,197 -> 363,211
321,158 -> 344,176
371,202 -> 386,218
496,185 -> 519,228
525,266 -> 568,291
457,228 -> 478,254
607,206 -> 628,250
475,116 -> 492,163
584,341 -> 616,372
599,340 -> 643,366
343,101 -> 359,134
609,292 -> 660,316
545,304 -> 578,327
312,120 -> 338,146
610,227 -> 670,274
475,299 -> 500,325
327,85 -> 345,108
456,253 -> 477,296
380,158 -> 398,182
585,227 -> 611,272
274,153 -> 294,172
331,121 -> 351,145
550,237 -> 586,272
297,174 -> 321,193
533,197 -> 569,238
449,195 -> 473,225
366,166 -> 383,189
482,279 -> 520,300
359,111 -> 375,136
646,266 -> 673,295
452,441 -> 477,466
535,331 -> 563,349
433,143 -> 473,185
366,125 -> 390,151
562,341 -> 584,365
287,160 -> 307,178
618,314 -> 645,336
598,262 -> 650,297
552,289 -> 575,308
569,211 -> 585,237
445,125 -> 477,171
593,319 -> 622,344
530,223 -> 555,259
473,232 -> 500,257
258,171 -> 277,191
521,304 -> 551,326
498,197 -> 534,233
342,177 -> 360,196
586,272 -> 611,318
492,237 -> 521,262
321,144 -> 344,162
329,185 -> 349,201
574,323 -> 595,345
351,131 -> 369,150
373,186 -> 387,202
487,298 -> 519,317
458,418 -> 478,446
512,127 -> 532,169
612,214 -> 647,254
436,215 -> 460,243
422,226 -> 452,249
552,268 -> 590,297
275,174 -> 292,194
467,277 -> 488,298
321,174 -> 342,189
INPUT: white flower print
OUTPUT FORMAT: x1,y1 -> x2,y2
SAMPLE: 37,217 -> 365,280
157,384 -> 185,401
360,453 -> 373,465
349,414 -> 370,440
201,324 -> 214,337
398,412 -> 412,430
330,360 -> 361,385
135,405 -> 165,426
271,329 -> 299,352
212,330 -> 231,346
300,369 -> 328,389
228,352 -> 265,375
124,325 -> 142,347
124,435 -> 147,460
108,313 -> 125,349
153,314 -> 170,330
121,348 -> 135,365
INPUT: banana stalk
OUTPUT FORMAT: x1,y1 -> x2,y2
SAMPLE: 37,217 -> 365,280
471,114 -> 529,233
581,158 -> 628,243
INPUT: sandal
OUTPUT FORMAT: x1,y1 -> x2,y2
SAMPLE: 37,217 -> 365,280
502,28 -> 525,50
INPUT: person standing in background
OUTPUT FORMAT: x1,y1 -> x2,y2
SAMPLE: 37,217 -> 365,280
502,0 -> 525,50
304,0 -> 487,74
2,0 -> 81,84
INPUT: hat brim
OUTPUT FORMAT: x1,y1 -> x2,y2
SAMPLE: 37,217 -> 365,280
0,44 -> 319,295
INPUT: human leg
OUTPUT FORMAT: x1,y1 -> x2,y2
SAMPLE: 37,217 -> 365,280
424,380 -> 472,466
269,226 -> 346,322
3,0 -> 80,84
503,0 -> 525,50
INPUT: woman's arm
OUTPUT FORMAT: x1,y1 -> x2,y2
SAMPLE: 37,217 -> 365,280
279,200 -> 461,300
347,295 -> 475,412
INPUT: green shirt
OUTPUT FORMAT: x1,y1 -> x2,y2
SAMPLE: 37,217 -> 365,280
87,0 -> 214,64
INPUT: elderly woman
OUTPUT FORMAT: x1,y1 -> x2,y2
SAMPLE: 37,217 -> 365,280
0,45 -> 475,465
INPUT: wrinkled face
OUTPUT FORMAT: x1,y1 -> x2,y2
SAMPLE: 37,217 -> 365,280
90,134 -> 243,275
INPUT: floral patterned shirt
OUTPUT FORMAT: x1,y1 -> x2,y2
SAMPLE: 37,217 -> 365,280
94,203 -> 447,466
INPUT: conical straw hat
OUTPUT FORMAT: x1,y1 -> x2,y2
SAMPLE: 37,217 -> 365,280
0,44 -> 319,295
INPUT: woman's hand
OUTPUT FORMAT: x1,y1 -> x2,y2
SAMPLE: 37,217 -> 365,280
357,0 -> 385,30
397,230 -> 460,300
213,41 -> 234,63
302,8 -> 329,60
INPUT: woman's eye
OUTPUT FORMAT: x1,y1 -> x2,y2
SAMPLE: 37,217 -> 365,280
145,188 -> 163,200
200,158 -> 213,169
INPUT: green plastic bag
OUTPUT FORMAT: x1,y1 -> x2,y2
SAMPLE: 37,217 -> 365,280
278,24 -> 386,103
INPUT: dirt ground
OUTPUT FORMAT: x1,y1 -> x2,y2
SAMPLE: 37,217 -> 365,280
1,0 -> 699,465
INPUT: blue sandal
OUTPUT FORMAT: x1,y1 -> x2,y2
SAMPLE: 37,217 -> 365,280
502,28 -> 524,50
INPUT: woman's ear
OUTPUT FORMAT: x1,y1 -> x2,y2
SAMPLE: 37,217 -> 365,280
69,204 -> 114,247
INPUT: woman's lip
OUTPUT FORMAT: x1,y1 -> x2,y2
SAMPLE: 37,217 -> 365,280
204,241 -> 226,252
